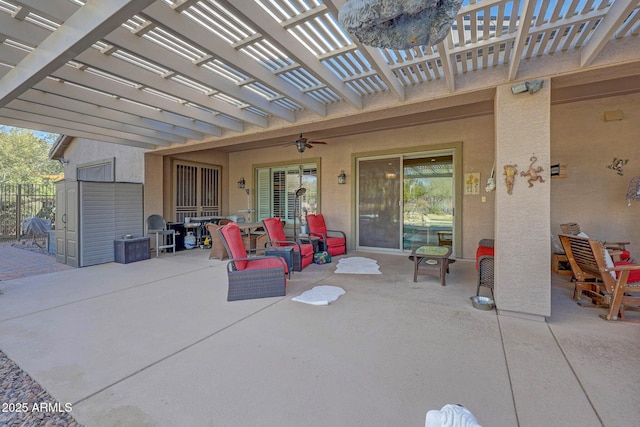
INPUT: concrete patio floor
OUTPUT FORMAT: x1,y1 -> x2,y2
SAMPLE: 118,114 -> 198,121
0,248 -> 638,427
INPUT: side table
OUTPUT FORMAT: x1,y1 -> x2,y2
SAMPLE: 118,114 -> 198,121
265,246 -> 294,277
410,245 -> 452,286
298,234 -> 321,253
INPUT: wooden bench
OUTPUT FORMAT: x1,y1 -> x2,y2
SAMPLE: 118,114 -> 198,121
559,234 -> 640,321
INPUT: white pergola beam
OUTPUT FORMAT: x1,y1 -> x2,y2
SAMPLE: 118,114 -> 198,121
0,10 -> 256,131
9,98 -> 182,145
0,0 -> 156,108
0,112 -> 157,149
437,38 -> 456,93
223,0 -> 363,109
581,1 -> 639,67
324,0 -> 406,101
103,27 -> 274,126
1,105 -> 170,146
19,90 -> 204,140
74,46 -> 268,128
508,0 -> 537,81
141,1 -> 327,116
0,43 -> 234,134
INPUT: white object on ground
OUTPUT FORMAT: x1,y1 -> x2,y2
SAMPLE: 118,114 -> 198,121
425,404 -> 482,427
292,285 -> 345,306
335,257 -> 381,274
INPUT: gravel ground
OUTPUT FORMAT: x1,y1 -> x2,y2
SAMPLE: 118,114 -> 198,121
0,351 -> 82,426
9,239 -> 51,255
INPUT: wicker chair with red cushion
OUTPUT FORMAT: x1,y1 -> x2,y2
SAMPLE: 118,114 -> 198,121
476,239 -> 494,297
262,217 -> 313,271
306,213 -> 346,257
217,222 -> 287,301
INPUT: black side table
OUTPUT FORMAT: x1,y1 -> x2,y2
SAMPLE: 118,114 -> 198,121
265,246 -> 294,277
298,234 -> 321,253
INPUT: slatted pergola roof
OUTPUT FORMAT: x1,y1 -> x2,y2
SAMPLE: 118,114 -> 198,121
0,0 -> 639,152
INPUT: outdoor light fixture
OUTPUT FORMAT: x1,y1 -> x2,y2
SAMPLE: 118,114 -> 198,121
237,177 -> 245,189
511,79 -> 544,95
59,157 -> 69,164
338,170 -> 347,184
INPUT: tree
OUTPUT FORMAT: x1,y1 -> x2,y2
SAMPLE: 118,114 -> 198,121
0,126 -> 62,184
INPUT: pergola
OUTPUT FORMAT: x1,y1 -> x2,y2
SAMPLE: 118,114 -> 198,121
0,0 -> 638,151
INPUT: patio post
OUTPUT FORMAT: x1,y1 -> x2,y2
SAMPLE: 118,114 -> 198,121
493,79 -> 551,320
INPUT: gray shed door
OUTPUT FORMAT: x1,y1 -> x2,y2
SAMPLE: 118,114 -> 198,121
79,182 -> 143,267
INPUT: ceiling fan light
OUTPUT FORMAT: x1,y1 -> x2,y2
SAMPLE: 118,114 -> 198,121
295,140 -> 307,153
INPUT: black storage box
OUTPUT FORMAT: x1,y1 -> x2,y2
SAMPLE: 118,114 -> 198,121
114,237 -> 151,264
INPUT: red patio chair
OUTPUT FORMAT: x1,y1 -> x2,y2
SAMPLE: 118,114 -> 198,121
217,222 -> 287,301
306,213 -> 346,257
262,217 -> 314,271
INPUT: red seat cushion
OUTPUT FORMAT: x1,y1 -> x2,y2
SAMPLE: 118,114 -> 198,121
263,217 -> 287,242
620,250 -> 631,261
325,237 -> 346,256
245,257 -> 288,274
307,214 -> 328,237
613,261 -> 640,283
476,246 -> 494,270
219,223 -> 248,270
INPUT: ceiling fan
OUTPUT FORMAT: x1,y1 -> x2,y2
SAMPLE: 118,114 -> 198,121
281,134 -> 327,153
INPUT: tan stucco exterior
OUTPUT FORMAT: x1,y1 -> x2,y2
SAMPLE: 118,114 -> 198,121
60,88 -> 640,321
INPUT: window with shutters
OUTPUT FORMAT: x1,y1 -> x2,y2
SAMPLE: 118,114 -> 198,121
255,162 -> 318,223
173,160 -> 221,222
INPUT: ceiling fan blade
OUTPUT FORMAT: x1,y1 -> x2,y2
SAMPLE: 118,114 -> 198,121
309,140 -> 327,145
305,143 -> 314,149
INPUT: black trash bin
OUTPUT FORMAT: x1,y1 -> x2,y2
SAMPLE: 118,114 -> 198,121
168,222 -> 185,251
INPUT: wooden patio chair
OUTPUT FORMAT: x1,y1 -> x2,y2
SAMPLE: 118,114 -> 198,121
217,222 -> 287,301
560,222 -> 632,261
559,234 -> 640,321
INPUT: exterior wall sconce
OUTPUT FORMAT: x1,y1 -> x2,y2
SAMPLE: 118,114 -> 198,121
338,170 -> 347,184
237,177 -> 245,189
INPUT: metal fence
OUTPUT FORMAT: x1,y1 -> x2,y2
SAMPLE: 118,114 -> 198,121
0,183 -> 56,241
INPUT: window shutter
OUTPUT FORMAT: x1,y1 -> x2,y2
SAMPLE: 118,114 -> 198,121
256,168 -> 271,220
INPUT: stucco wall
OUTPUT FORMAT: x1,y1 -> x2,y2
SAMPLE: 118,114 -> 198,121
551,92 -> 640,259
63,138 -> 146,182
228,114 -> 496,259
143,92 -> 638,265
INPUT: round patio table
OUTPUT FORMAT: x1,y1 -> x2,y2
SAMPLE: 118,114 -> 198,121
410,245 -> 453,285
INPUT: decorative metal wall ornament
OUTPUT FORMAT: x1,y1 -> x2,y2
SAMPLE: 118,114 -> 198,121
606,157 -> 628,176
338,0 -> 464,50
503,164 -> 518,195
520,156 -> 545,188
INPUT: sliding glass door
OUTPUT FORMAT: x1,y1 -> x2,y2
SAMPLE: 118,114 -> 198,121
402,155 -> 453,250
357,157 -> 401,249
357,152 -> 454,252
